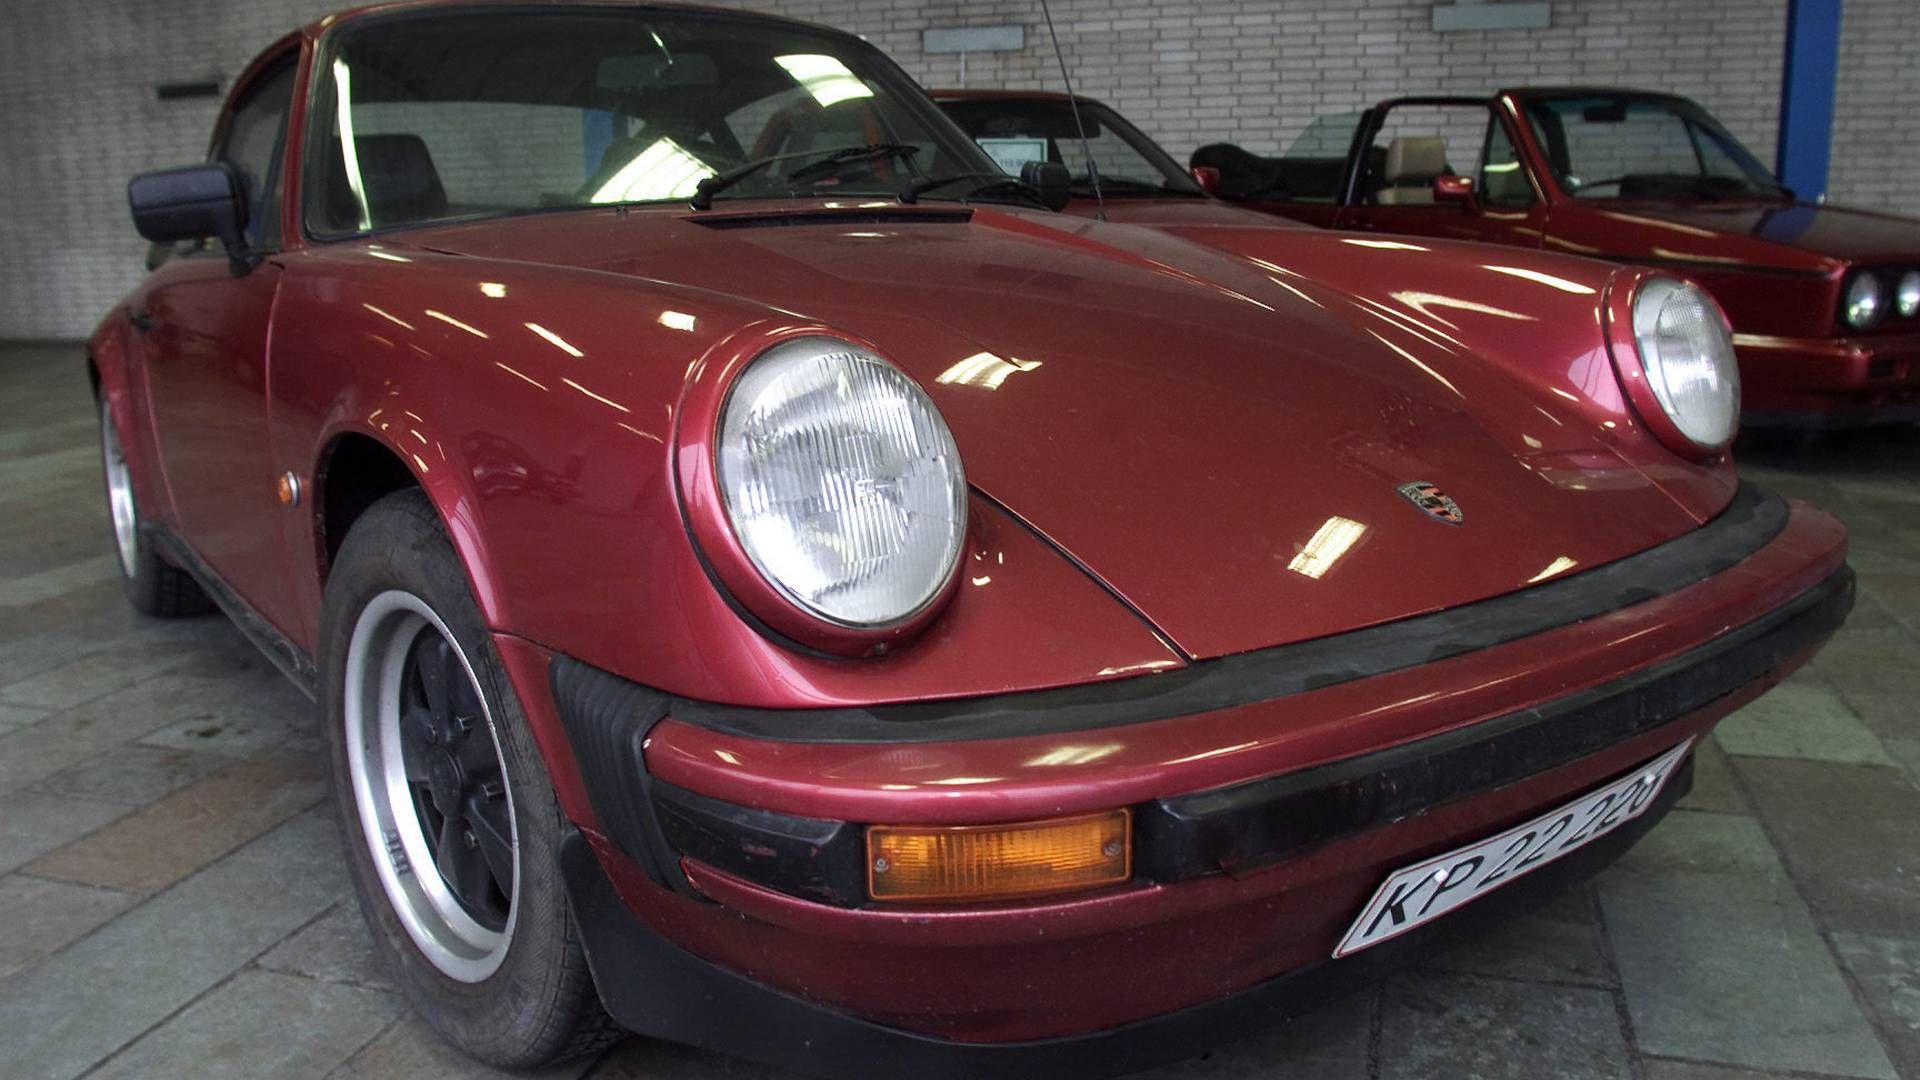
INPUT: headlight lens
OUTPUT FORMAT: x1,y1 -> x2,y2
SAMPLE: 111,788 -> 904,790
718,337 -> 966,628
1631,278 -> 1740,450
1844,273 -> 1884,328
1897,271 -> 1920,319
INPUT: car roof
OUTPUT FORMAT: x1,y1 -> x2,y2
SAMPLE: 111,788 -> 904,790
301,0 -> 852,43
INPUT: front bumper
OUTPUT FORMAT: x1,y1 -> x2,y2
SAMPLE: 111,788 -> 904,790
528,486 -> 1848,1075
1736,331 -> 1920,426
564,761 -> 1686,1080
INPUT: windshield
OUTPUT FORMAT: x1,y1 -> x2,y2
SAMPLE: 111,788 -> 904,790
1522,94 -> 1785,201
936,97 -> 1204,196
304,8 -> 1003,236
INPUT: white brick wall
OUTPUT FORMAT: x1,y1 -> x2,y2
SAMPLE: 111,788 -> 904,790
1830,0 -> 1920,217
0,0 -> 1904,340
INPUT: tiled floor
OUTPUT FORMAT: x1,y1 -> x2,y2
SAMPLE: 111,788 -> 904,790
1,341 -> 1915,1079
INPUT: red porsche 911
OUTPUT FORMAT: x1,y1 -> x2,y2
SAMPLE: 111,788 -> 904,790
95,4 -> 1849,1077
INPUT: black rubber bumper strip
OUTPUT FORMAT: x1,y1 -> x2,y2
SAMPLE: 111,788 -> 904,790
551,563 -> 1847,904
561,758 -> 1691,1080
1135,565 -> 1851,880
666,483 -> 1790,744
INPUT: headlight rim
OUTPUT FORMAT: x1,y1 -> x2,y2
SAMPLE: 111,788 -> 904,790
674,326 -> 969,657
1843,270 -> 1886,330
1603,271 -> 1741,460
1895,270 -> 1920,320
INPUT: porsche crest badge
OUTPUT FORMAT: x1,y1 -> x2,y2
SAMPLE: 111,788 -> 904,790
1396,481 -> 1463,525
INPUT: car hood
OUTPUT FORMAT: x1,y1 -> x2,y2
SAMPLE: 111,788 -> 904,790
408,205 -> 1702,659
1595,201 -> 1920,266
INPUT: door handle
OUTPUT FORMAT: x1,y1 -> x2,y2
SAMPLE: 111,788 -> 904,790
128,309 -> 155,332
1341,218 -> 1377,232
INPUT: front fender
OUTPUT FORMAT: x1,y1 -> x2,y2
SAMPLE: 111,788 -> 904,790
268,243 -> 1177,709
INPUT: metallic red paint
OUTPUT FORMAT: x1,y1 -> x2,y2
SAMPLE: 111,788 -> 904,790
92,6 -> 1854,1068
1227,88 -> 1920,424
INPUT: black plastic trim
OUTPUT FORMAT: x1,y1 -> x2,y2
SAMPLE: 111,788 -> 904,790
562,762 -> 1690,1080
653,780 -> 868,907
144,524 -> 317,698
547,656 -> 689,896
1136,565 -> 1852,881
668,484 -> 1789,744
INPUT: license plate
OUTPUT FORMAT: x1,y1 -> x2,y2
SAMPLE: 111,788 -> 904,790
1333,738 -> 1693,958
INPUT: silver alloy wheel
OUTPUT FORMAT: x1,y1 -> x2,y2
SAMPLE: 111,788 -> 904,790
344,590 -> 519,983
99,403 -> 139,579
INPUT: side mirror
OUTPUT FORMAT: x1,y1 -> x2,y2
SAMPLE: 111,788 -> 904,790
128,163 -> 252,269
1190,165 -> 1222,195
1020,160 -> 1072,212
1433,174 -> 1476,208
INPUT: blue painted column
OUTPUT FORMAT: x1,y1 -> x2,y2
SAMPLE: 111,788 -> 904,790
1777,0 -> 1843,200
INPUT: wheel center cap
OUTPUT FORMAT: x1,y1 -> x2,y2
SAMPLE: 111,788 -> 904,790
428,753 -> 465,816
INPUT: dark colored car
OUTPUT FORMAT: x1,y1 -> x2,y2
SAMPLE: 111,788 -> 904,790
96,8 -> 1849,1078
1197,88 -> 1920,428
934,89 -> 1288,227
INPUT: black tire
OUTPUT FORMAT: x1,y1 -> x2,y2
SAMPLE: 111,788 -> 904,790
98,397 -> 211,618
319,488 -> 621,1067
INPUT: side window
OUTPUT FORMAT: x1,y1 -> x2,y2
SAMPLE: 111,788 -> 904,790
213,59 -> 297,249
1359,104 -> 1487,206
1479,119 -> 1534,208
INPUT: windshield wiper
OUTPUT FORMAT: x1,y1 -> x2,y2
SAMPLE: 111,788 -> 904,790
690,143 -> 920,210
901,172 -> 1052,209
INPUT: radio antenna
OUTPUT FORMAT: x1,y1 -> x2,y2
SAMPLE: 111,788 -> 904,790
1037,0 -> 1105,221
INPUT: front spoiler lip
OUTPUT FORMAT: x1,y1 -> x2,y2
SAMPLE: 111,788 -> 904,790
562,763 -> 1692,1080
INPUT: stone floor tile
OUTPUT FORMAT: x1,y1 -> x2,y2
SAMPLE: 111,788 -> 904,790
1812,642 -> 1920,698
1376,970 -> 1631,1080
35,743 -> 230,807
0,788 -> 127,875
1641,1059 -> 1827,1079
25,745 -> 326,893
1136,991 -> 1372,1079
1714,681 -> 1896,766
0,701 -> 47,736
1737,757 -> 1920,938
1836,692 -> 1920,786
257,901 -> 392,991
87,969 -> 402,1080
1676,735 -> 1748,815
0,555 -> 116,611
0,632 -> 194,710
1597,810 -> 1896,1079
0,873 -> 137,978
1421,886 -> 1615,988
137,710 -> 308,759
330,1014 -> 601,1079
1830,932 -> 1920,1078
0,811 -> 346,1079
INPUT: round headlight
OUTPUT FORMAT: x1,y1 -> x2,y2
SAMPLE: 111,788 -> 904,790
717,337 -> 967,629
1897,271 -> 1920,319
1844,273 -> 1884,329
1631,278 -> 1741,450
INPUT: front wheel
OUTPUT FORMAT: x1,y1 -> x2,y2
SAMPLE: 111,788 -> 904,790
321,488 -> 619,1066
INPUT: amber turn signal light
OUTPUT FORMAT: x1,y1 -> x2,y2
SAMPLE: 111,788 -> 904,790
866,809 -> 1132,903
